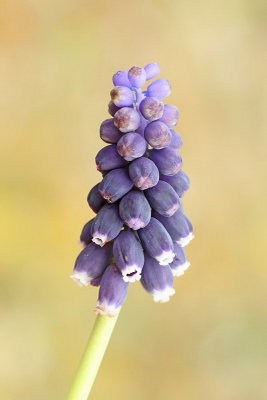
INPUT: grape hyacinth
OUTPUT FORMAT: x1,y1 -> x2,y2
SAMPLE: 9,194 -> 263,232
71,63 -> 194,317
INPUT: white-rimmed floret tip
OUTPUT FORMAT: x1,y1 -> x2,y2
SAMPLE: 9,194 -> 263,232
72,63 -> 193,313
95,264 -> 129,317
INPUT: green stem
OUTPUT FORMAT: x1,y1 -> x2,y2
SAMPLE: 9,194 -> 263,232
67,313 -> 119,400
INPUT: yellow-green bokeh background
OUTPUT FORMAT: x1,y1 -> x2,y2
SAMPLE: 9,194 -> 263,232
1,1 -> 267,399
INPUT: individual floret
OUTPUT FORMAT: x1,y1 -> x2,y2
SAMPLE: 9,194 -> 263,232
87,183 -> 106,213
95,145 -> 128,172
117,132 -> 147,161
114,107 -> 141,133
91,203 -> 124,246
119,190 -> 151,230
144,121 -> 171,149
128,157 -> 159,190
149,147 -> 182,176
145,180 -> 180,217
98,168 -> 133,203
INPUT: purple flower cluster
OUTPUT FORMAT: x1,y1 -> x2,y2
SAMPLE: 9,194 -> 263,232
71,63 -> 193,317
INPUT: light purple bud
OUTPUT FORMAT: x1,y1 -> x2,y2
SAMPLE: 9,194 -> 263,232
71,242 -> 113,287
154,210 -> 194,247
91,203 -> 124,246
96,264 -> 129,316
128,66 -> 146,88
113,230 -> 144,282
144,121 -> 172,149
117,132 -> 147,161
144,62 -> 161,80
160,170 -> 190,197
147,79 -> 171,99
80,218 -> 94,247
138,217 -> 174,265
114,107 -> 141,133
141,254 -> 175,302
108,101 -> 121,117
99,168 -> 133,203
145,180 -> 180,217
110,86 -> 134,107
149,147 -> 183,176
139,97 -> 164,122
159,104 -> 179,128
129,157 -> 159,190
170,243 -> 190,277
169,130 -> 183,149
112,70 -> 131,88
95,144 -> 128,172
135,114 -> 148,136
119,190 -> 151,230
87,183 -> 106,213
100,119 -> 122,143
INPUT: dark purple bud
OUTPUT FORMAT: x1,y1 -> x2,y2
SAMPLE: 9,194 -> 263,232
135,114 -> 148,136
147,79 -> 171,99
141,254 -> 175,302
108,101 -> 121,117
170,243 -> 190,277
129,157 -> 159,190
113,230 -> 144,282
80,218 -> 94,247
100,119 -> 122,143
112,70 -> 131,88
154,210 -> 194,247
95,144 -> 128,172
159,104 -> 179,128
138,217 -> 174,265
139,97 -> 164,122
160,170 -> 190,197
169,130 -> 183,149
96,264 -> 129,316
110,86 -> 134,107
119,190 -> 151,230
149,147 -> 183,176
114,107 -> 141,133
145,180 -> 180,217
99,168 -> 133,203
71,242 -> 113,287
87,183 -> 106,213
144,121 -> 171,149
117,132 -> 147,161
91,203 -> 124,246
128,66 -> 146,88
144,62 -> 160,80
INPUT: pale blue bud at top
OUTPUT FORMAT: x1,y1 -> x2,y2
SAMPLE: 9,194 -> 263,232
99,168 -> 133,203
170,243 -> 190,277
147,79 -> 171,99
149,147 -> 183,176
144,121 -> 172,149
91,203 -> 124,246
160,170 -> 190,197
128,66 -> 147,88
80,218 -> 94,247
108,101 -> 121,117
117,132 -> 147,161
169,130 -> 183,149
154,210 -> 194,247
144,62 -> 161,80
145,180 -> 180,217
110,86 -> 134,107
71,242 -> 113,287
113,230 -> 144,282
114,107 -> 141,133
128,157 -> 159,190
96,264 -> 129,316
138,217 -> 174,265
87,183 -> 106,213
112,70 -> 131,87
141,254 -> 175,302
159,104 -> 179,128
95,144 -> 128,172
100,118 -> 122,143
119,190 -> 151,230
139,97 -> 164,122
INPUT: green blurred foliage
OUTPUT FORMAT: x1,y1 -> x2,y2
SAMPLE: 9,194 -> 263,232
0,0 -> 267,399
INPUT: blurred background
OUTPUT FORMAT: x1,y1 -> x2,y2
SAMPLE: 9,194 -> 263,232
1,0 -> 267,399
